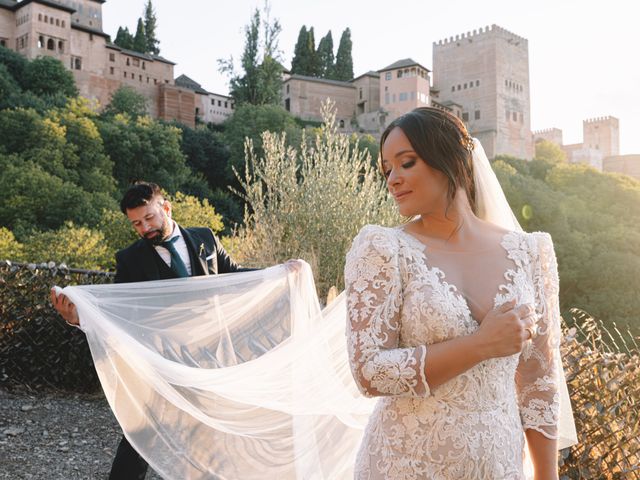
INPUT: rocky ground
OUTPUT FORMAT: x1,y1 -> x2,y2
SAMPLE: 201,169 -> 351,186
0,388 -> 162,479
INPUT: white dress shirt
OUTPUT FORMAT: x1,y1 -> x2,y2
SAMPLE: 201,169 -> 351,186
154,221 -> 193,275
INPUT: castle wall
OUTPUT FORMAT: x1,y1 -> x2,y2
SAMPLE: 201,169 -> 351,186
603,154 -> 640,180
158,84 -> 195,128
352,74 -> 380,116
283,76 -> 355,126
533,128 -> 563,146
200,92 -> 234,124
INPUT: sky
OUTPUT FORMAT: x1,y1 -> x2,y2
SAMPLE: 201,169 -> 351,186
102,0 -> 639,154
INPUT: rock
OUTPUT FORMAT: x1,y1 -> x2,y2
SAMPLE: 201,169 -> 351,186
3,426 -> 25,436
21,404 -> 34,412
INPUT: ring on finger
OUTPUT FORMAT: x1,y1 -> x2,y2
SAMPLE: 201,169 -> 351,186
526,326 -> 537,340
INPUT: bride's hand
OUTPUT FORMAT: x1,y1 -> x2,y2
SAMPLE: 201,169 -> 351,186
474,300 -> 537,359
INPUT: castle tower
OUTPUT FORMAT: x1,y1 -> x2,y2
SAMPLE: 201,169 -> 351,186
583,116 -> 619,158
533,128 -> 563,146
433,25 -> 533,159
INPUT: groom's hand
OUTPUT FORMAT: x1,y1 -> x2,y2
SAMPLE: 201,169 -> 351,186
50,288 -> 80,326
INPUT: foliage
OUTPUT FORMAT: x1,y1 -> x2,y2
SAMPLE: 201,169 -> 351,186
169,191 -> 224,234
22,222 -> 113,270
559,310 -> 640,478
0,227 -> 23,261
114,26 -> 134,50
222,103 -> 301,183
23,55 -> 78,97
218,5 -> 283,106
0,261 -> 112,392
290,26 -> 311,75
143,0 -> 160,55
316,31 -> 335,79
133,18 -> 147,53
495,157 -> 640,333
0,45 -> 28,84
535,139 -> 566,164
103,85 -> 148,119
98,114 -> 191,193
0,64 -> 20,100
235,101 -> 398,295
334,28 -> 354,81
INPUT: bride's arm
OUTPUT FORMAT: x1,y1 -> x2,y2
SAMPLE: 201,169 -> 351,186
345,226 -> 534,397
516,232 -> 566,478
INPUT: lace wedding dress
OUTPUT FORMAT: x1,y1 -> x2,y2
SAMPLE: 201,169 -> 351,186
346,224 -> 563,480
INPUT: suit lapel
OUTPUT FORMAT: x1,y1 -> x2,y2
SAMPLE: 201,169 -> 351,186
181,227 -> 208,276
139,242 -> 162,280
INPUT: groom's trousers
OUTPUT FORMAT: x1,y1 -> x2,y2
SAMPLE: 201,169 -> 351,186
109,436 -> 148,480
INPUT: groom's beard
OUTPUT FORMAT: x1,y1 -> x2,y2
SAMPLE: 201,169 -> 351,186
142,218 -> 172,246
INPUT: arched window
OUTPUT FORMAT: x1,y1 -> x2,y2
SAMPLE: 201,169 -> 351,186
126,58 -> 130,66
58,41 -> 64,53
44,15 -> 48,23
47,38 -> 54,50
74,57 -> 81,70
38,36 -> 44,48
339,119 -> 345,128
38,13 -> 42,21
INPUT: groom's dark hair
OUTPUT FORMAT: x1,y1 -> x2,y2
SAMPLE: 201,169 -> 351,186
120,181 -> 165,213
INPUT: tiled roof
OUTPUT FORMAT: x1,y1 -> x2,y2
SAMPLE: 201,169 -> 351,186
379,58 -> 430,73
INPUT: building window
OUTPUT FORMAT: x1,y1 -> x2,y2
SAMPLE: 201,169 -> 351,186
62,21 -> 65,28
385,93 -> 390,104
451,86 -> 455,92
109,53 -> 115,61
142,62 -> 146,70
126,58 -> 130,66
133,58 -> 140,67
385,72 -> 391,81
475,110 -> 480,120
397,70 -> 403,79
285,98 -> 290,111
56,19 -> 60,26
392,93 -> 396,103
399,92 -> 408,101
286,84 -> 290,94
462,112 -> 469,122
464,83 -> 467,89
154,79 -> 157,84
110,66 -> 114,75
211,99 -> 214,105
218,100 -> 222,106
58,41 -> 64,53
339,119 -> 345,128
123,71 -> 127,78
72,57 -> 82,70
476,80 -> 480,87
359,88 -> 363,100
139,74 -> 142,81
457,84 -> 461,91
506,109 -> 510,120
50,17 -> 54,24
38,13 -> 42,21
147,77 -> 149,83
224,101 -> 228,108
0,39 -> 5,47
38,36 -> 44,48
512,111 -> 517,121
47,38 -> 55,50
44,15 -> 48,23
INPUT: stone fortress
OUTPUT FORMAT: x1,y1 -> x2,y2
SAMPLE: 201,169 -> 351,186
1,1 -> 636,178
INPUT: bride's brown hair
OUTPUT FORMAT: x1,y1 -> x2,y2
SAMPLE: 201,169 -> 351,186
379,107 -> 477,214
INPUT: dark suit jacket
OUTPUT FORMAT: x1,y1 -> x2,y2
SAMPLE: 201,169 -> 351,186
114,226 -> 248,284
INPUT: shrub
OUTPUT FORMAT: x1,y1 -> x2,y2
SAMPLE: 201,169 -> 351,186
234,101 -> 398,295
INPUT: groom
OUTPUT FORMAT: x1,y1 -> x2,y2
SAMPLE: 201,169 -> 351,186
51,181 -> 258,479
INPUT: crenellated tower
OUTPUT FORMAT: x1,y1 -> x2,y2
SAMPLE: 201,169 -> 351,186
433,25 -> 533,159
583,116 -> 619,158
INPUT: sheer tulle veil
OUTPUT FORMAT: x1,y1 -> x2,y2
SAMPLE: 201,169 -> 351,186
57,138 -> 575,479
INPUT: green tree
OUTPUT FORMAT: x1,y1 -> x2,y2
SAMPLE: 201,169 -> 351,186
316,31 -> 335,79
103,86 -> 148,119
306,27 -> 320,77
222,103 -> 300,183
290,26 -> 310,75
114,26 -> 134,50
98,114 -> 191,193
23,222 -> 113,270
23,56 -> 77,97
169,192 -> 224,234
143,0 -> 160,55
0,44 -> 28,86
219,5 -> 282,106
535,139 -> 566,164
0,64 -> 20,102
334,28 -> 354,81
0,227 -> 24,261
133,18 -> 147,53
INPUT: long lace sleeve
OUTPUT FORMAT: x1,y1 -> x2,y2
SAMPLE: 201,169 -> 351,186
516,232 -> 561,439
345,225 -> 429,398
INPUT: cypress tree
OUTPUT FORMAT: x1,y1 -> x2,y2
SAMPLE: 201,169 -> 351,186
114,26 -> 134,50
335,28 -> 354,81
307,27 -> 320,77
132,18 -> 147,54
316,31 -> 335,79
291,26 -> 309,75
143,0 -> 160,55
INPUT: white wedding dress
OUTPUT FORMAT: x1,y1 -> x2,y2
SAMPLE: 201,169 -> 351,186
345,224 -> 564,479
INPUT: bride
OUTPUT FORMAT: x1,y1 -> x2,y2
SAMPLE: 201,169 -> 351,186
56,108 -> 575,479
346,107 -> 569,479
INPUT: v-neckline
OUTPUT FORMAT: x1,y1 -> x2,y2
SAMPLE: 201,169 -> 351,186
395,228 -> 520,328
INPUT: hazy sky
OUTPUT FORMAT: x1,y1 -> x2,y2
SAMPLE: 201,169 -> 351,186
102,0 -> 638,154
